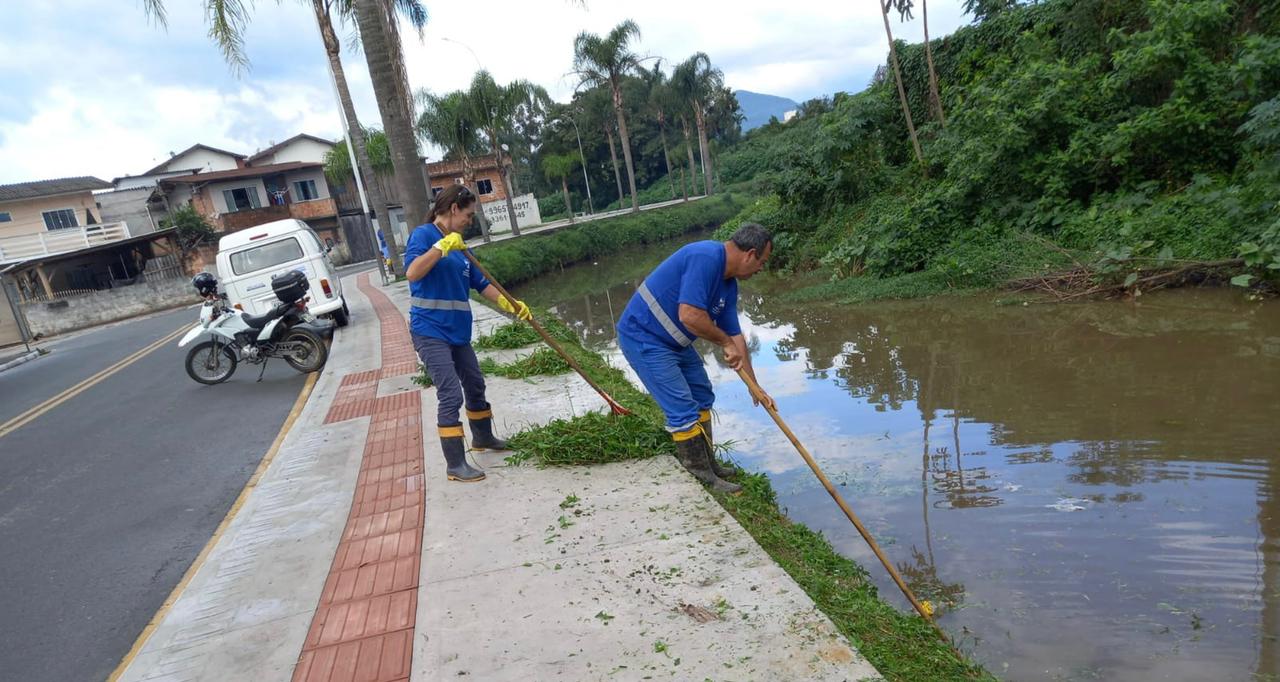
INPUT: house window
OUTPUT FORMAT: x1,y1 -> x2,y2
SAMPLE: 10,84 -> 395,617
0,211 -> 11,222
42,208 -> 79,230
293,179 -> 320,201
476,179 -> 494,195
222,186 -> 262,213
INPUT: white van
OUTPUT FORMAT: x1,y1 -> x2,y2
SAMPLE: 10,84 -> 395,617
215,219 -> 349,327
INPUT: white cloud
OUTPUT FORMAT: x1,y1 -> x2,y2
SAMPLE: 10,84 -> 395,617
1,0 -> 974,184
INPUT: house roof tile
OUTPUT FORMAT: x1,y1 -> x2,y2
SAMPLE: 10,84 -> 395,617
0,176 -> 112,202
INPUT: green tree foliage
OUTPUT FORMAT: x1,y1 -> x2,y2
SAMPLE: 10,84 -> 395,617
324,127 -> 393,184
160,204 -> 217,251
716,0 -> 1280,289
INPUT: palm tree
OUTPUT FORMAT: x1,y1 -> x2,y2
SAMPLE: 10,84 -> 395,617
354,0 -> 434,258
879,0 -> 926,165
542,153 -> 579,224
140,0 -> 426,270
416,89 -> 490,240
573,20 -> 643,213
468,71 -> 550,236
920,0 -> 947,127
671,53 -> 724,196
638,62 -> 678,200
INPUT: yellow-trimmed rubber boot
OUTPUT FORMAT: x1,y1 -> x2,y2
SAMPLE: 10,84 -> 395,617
440,424 -> 485,482
674,424 -> 741,494
466,404 -> 509,451
699,409 -> 740,481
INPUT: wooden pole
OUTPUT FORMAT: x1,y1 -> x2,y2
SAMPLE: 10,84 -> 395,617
735,366 -> 953,645
463,249 -> 631,416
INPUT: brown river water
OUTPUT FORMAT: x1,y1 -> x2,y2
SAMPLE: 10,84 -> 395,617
511,232 -> 1280,681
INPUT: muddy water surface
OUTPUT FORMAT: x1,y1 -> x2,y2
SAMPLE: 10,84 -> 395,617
514,234 -> 1280,681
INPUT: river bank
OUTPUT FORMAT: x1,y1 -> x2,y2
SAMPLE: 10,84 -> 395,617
506,221 -> 1280,681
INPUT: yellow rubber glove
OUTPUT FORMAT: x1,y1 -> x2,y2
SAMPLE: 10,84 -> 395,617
498,295 -> 532,321
433,231 -> 465,256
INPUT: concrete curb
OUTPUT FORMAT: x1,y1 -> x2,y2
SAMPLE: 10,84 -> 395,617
0,349 -> 43,373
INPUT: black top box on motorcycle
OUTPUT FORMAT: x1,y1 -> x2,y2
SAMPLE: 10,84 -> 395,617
271,270 -> 309,304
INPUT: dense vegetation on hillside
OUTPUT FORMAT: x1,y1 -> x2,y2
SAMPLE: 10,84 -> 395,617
717,0 -> 1280,299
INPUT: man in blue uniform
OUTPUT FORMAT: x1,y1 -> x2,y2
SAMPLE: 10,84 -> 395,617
616,223 -> 776,494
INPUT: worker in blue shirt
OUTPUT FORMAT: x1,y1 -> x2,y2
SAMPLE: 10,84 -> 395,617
404,185 -> 531,483
616,223 -> 776,494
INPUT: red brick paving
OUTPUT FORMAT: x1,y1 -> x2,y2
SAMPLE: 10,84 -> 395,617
294,273 -> 426,682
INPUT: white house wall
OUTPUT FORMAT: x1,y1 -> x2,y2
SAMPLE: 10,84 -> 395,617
161,148 -> 241,174
265,139 -> 333,165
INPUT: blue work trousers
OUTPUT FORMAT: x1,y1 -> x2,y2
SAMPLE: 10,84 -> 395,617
617,331 -> 713,432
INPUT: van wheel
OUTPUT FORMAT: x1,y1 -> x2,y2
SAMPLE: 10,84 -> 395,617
333,300 -> 350,327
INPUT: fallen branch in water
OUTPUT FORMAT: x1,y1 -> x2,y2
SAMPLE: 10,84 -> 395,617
1005,258 -> 1248,300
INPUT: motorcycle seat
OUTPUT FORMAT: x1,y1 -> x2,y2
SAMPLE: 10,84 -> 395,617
241,304 -> 288,330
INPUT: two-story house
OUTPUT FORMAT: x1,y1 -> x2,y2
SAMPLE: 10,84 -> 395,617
150,135 -> 343,246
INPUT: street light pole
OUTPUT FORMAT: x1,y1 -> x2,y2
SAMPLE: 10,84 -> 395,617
312,9 -> 387,284
568,109 -> 594,215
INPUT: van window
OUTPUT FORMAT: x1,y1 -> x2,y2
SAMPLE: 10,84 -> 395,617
230,237 -> 304,275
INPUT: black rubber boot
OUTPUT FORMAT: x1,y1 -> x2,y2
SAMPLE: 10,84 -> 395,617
675,431 -> 741,495
467,404 -> 509,451
699,417 -> 740,481
440,426 -> 485,482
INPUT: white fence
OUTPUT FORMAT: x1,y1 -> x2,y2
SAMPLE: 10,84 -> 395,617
0,221 -> 132,265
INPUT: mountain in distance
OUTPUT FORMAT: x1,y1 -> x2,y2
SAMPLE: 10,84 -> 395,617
735,90 -> 800,131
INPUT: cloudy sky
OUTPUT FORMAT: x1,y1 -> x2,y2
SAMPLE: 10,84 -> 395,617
0,0 -> 972,185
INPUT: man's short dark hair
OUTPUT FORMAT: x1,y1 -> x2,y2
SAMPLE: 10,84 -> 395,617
730,223 -> 772,254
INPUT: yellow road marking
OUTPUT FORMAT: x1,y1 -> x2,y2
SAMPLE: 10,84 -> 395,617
0,324 -> 188,440
107,369 -> 319,682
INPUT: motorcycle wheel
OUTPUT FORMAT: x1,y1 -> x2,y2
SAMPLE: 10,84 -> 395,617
185,340 -> 238,384
283,329 -> 328,373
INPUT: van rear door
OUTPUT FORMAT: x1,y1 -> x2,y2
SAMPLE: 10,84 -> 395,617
225,235 -> 316,315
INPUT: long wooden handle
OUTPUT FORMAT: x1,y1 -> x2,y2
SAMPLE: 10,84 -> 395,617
464,249 -> 631,416
735,368 -> 949,638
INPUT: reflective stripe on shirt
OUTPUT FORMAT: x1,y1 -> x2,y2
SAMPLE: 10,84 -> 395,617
411,297 -> 471,312
637,282 -> 693,347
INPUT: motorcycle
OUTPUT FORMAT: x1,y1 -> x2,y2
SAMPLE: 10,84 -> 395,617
179,271 -> 330,385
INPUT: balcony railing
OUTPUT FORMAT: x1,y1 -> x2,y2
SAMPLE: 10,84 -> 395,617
0,221 -> 131,265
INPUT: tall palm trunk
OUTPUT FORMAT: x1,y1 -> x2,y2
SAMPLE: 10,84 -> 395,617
657,113 -> 676,199
492,146 -> 521,236
561,175 -> 574,224
604,123 -> 624,207
921,0 -> 946,127
609,80 -> 640,213
381,2 -> 432,195
879,0 -> 925,166
314,1 -> 393,271
692,102 -> 714,195
354,0 -> 431,258
461,156 -> 492,242
680,116 -> 700,196
678,164 -> 688,201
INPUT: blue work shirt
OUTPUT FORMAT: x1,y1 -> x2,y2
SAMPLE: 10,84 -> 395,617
617,240 -> 741,349
403,224 -> 489,345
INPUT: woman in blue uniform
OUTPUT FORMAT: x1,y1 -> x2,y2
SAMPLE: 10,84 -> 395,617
404,184 -> 531,482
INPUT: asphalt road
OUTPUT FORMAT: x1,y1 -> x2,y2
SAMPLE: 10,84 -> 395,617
0,261 -> 370,682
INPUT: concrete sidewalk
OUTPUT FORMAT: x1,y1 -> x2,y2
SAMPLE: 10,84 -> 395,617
114,269 -> 881,682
